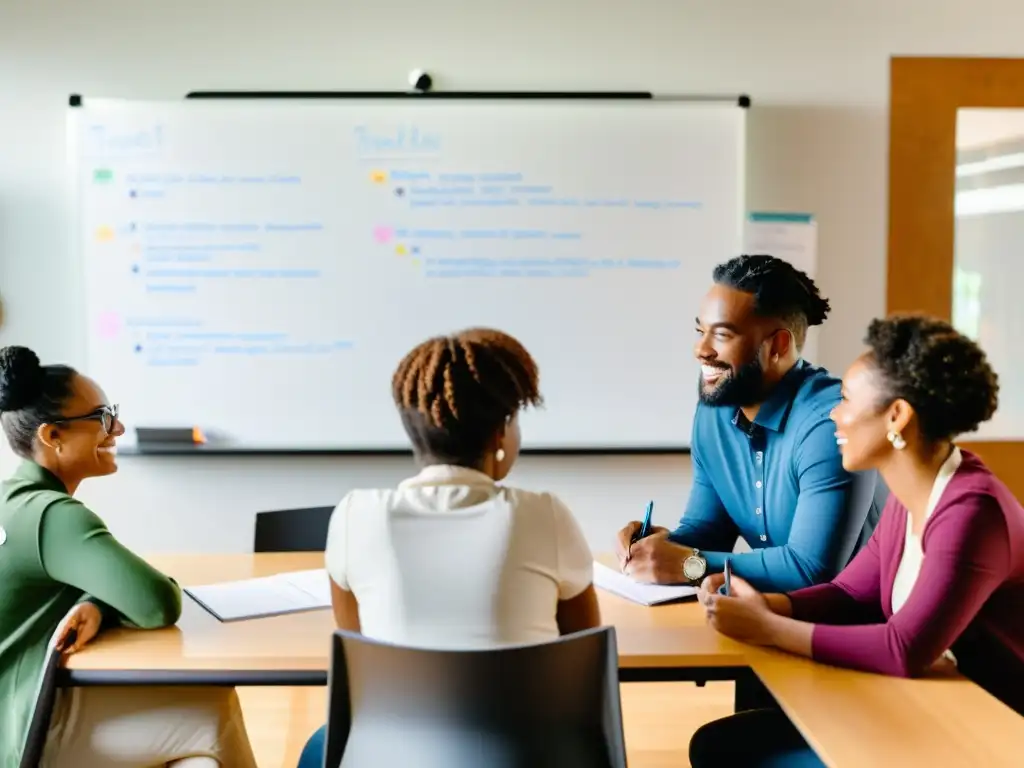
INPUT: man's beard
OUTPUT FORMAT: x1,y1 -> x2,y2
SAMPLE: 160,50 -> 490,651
698,356 -> 766,407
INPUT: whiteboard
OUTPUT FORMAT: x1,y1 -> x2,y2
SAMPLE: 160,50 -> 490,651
68,97 -> 746,451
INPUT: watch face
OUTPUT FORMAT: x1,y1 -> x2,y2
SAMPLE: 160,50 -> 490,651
683,556 -> 705,581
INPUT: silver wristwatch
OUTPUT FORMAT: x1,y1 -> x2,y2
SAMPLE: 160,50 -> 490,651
682,548 -> 707,583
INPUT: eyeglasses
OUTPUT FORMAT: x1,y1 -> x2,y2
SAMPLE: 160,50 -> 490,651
51,404 -> 120,434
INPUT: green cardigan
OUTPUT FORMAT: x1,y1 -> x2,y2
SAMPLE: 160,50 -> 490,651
0,461 -> 181,766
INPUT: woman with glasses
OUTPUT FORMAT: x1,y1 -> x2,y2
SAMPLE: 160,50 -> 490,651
0,346 -> 257,767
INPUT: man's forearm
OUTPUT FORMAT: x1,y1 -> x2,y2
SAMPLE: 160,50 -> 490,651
698,546 -> 826,593
669,523 -> 738,554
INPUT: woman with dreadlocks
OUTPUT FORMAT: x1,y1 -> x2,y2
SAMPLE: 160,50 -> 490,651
296,328 -> 600,767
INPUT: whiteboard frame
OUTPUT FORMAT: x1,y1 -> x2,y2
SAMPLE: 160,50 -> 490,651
67,90 -> 749,457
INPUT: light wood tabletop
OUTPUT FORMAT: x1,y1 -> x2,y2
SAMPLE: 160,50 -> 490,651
748,648 -> 1024,768
64,552 -> 748,678
60,553 -> 1024,767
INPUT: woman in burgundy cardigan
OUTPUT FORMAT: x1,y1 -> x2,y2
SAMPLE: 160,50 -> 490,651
689,315 -> 1024,767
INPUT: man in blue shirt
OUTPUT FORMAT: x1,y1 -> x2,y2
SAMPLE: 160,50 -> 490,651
616,255 -> 882,593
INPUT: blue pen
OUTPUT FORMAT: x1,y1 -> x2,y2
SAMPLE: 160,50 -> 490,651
723,558 -> 732,596
636,500 -> 654,540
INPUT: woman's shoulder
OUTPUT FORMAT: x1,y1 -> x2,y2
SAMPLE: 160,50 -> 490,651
332,484 -> 578,526
499,486 -> 577,520
333,487 -> 398,512
2,484 -> 91,532
928,452 -> 1024,547
945,451 -> 1019,510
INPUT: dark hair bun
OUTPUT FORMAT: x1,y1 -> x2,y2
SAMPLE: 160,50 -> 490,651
0,346 -> 44,412
865,315 -> 999,442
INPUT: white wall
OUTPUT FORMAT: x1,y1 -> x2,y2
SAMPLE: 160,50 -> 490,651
1,0 -> 1019,553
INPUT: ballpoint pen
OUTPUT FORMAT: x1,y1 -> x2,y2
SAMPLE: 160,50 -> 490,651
636,500 -> 654,540
624,501 -> 654,568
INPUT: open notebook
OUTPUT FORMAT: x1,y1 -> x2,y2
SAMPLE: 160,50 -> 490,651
592,561 -> 697,606
185,568 -> 333,622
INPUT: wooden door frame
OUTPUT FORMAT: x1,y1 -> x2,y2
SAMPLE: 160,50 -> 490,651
889,56 -> 1024,496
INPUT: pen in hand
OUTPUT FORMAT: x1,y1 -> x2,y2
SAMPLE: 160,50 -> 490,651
624,500 -> 654,568
636,500 -> 654,540
723,558 -> 732,596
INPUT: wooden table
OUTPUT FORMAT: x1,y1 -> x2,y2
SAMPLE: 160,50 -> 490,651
64,553 -> 748,687
62,553 -> 1024,767
749,648 -> 1024,767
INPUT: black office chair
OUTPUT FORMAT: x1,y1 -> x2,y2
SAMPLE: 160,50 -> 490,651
852,469 -> 889,553
323,626 -> 628,768
20,622 -> 70,767
871,471 -> 890,527
253,506 -> 334,552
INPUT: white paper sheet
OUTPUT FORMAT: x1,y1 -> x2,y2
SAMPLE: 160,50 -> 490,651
592,561 -> 697,606
184,568 -> 332,622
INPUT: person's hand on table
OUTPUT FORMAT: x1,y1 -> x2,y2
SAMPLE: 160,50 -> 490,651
702,576 -> 776,645
927,655 -> 959,678
56,601 -> 103,655
615,520 -> 670,568
697,572 -> 726,604
621,531 -> 693,583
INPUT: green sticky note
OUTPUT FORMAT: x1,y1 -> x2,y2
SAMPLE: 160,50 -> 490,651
93,168 -> 113,183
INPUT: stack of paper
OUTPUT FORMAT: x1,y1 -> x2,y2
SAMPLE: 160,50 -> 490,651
185,568 -> 333,622
592,561 -> 697,606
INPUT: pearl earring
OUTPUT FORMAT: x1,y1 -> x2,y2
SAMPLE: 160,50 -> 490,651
887,430 -> 906,451
495,448 -> 506,463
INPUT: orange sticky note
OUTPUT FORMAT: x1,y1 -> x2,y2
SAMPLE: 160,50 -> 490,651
192,426 -> 207,444
370,170 -> 387,183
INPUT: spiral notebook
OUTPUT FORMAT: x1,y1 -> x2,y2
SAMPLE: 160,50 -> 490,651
185,568 -> 333,622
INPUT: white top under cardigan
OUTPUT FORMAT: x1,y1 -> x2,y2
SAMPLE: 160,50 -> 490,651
890,446 -> 963,663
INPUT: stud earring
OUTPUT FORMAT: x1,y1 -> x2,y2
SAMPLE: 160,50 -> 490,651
495,448 -> 506,463
887,430 -> 906,451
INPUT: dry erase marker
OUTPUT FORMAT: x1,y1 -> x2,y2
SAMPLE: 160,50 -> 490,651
723,559 -> 732,596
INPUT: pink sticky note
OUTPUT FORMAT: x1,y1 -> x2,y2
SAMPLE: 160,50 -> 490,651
372,225 -> 393,244
97,311 -> 121,339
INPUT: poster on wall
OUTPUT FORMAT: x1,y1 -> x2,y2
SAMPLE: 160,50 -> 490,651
744,212 -> 819,361
744,212 -> 818,278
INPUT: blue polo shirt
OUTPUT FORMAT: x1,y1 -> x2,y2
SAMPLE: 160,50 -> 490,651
670,359 -> 882,592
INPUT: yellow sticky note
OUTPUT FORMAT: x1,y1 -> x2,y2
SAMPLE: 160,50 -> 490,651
395,245 -> 407,256
95,225 -> 114,242
411,258 -> 420,266
370,170 -> 387,183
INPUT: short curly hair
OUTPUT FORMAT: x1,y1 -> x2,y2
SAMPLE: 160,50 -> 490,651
864,314 -> 998,443
391,328 -> 542,464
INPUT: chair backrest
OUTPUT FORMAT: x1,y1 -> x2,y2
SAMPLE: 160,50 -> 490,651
21,611 -> 75,767
20,645 -> 61,768
324,626 -> 627,768
843,468 -> 889,558
253,506 -> 334,552
871,472 -> 890,525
